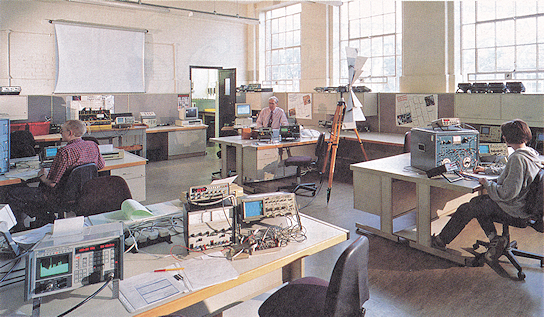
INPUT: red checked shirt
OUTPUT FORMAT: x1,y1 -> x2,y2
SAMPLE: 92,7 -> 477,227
47,138 -> 105,184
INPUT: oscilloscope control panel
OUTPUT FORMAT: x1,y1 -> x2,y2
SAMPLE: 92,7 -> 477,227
238,192 -> 298,222
24,222 -> 123,301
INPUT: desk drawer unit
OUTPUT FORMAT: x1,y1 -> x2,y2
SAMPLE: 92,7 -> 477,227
110,165 -> 146,201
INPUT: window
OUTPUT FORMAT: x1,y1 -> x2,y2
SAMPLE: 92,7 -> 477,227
336,0 -> 402,92
261,4 -> 301,92
459,2 -> 544,92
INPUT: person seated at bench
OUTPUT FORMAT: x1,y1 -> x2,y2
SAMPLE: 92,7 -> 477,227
432,119 -> 543,261
6,120 -> 105,230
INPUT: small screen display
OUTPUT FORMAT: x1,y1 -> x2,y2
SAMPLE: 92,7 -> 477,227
185,107 -> 198,119
236,104 -> 251,117
538,133 -> 544,141
244,200 -> 263,219
45,147 -> 58,158
479,144 -> 490,154
481,126 -> 490,134
38,253 -> 70,279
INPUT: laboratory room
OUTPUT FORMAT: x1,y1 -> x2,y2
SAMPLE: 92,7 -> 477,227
0,1 -> 543,316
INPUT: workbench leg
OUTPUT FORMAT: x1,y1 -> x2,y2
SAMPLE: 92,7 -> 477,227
417,183 -> 431,247
282,257 -> 304,283
235,145 -> 243,185
220,144 -> 228,179
380,176 -> 393,234
32,297 -> 41,317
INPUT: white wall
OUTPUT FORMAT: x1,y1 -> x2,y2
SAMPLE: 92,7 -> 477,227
0,0 -> 249,95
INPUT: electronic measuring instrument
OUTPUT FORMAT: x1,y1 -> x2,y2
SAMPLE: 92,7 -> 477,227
479,125 -> 502,143
237,192 -> 298,223
411,126 -> 479,172
187,183 -> 230,205
24,222 -> 124,301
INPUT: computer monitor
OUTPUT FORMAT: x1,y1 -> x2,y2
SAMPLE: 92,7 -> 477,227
183,107 -> 198,120
235,103 -> 252,118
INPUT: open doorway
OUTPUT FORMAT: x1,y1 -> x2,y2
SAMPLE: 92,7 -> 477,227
190,66 -> 236,139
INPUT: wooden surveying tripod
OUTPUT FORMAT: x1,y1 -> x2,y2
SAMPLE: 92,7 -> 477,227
321,95 -> 369,204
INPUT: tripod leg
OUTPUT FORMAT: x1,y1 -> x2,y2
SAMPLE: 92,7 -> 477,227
353,129 -> 369,161
327,138 -> 339,204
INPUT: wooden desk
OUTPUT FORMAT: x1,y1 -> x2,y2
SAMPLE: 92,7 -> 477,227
0,202 -> 348,316
34,126 -> 147,158
146,125 -> 207,160
210,135 -> 319,185
0,151 -> 147,201
351,153 -> 481,264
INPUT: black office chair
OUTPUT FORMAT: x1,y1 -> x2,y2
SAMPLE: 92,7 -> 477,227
82,136 -> 100,145
50,163 -> 99,215
258,235 -> 370,317
278,132 -> 326,196
76,175 -> 132,217
10,130 -> 37,158
472,169 -> 544,280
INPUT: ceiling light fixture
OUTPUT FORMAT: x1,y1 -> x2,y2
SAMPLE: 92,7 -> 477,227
67,0 -> 259,24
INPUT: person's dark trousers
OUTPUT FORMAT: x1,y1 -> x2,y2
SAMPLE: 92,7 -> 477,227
438,194 -> 519,244
5,183 -> 52,232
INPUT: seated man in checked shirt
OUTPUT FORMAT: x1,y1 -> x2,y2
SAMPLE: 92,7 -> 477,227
6,119 -> 105,231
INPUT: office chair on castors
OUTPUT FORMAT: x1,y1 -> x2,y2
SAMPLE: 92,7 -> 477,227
77,175 -> 132,217
472,169 -> 544,280
278,132 -> 326,196
258,235 -> 370,317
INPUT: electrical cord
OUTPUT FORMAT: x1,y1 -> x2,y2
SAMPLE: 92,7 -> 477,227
56,273 -> 114,317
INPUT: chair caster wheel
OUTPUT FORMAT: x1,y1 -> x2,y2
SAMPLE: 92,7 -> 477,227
518,271 -> 526,280
472,243 -> 480,250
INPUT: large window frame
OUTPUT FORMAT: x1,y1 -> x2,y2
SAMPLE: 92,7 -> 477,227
335,0 -> 402,92
260,3 -> 301,92
458,2 -> 544,92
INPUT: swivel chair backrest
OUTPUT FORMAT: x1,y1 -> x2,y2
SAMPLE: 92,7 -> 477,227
324,236 -> 370,316
524,168 -> 544,232
77,175 -> 132,217
10,130 -> 36,158
54,163 -> 98,208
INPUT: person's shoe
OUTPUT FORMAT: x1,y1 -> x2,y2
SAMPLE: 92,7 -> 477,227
485,235 -> 509,262
431,234 -> 447,251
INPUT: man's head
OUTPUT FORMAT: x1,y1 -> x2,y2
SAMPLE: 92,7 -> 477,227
61,120 -> 87,142
268,96 -> 279,111
501,119 -> 532,145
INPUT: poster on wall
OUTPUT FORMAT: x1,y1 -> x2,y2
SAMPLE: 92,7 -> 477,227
178,94 -> 190,111
287,93 -> 312,120
395,94 -> 438,127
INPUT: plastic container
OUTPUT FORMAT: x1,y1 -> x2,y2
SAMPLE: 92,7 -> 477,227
10,121 -> 50,136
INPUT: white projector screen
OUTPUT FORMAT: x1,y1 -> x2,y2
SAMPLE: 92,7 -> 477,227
54,22 -> 145,94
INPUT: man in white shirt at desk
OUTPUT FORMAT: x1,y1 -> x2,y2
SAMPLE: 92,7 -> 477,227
255,96 -> 289,129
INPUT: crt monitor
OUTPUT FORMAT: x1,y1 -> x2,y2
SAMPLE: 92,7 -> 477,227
479,144 -> 490,155
180,107 -> 199,120
235,103 -> 252,118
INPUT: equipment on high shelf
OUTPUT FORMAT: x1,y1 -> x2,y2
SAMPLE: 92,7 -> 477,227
140,111 -> 157,128
410,126 -> 479,172
79,108 -> 111,126
431,117 -> 461,128
0,86 -> 21,95
279,124 -> 300,141
24,222 -> 123,301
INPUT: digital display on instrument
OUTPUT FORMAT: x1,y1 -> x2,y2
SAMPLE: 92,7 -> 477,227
37,253 -> 71,280
481,126 -> 490,134
479,144 -> 490,154
243,200 -> 264,221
